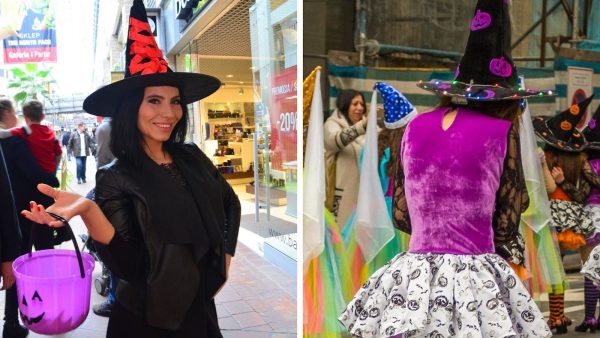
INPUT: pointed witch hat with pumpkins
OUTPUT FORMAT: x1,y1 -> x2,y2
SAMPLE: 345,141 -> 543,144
532,95 -> 594,152
83,0 -> 220,116
417,0 -> 554,102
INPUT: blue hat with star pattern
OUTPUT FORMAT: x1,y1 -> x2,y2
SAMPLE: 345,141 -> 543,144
374,82 -> 417,129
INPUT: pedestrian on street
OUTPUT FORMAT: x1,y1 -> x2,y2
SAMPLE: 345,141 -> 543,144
22,1 -> 240,337
61,129 -> 72,161
0,144 -> 28,338
0,99 -> 59,338
0,100 -> 62,175
68,122 -> 93,184
90,116 -> 119,318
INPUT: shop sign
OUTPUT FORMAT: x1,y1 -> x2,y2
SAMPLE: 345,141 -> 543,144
176,0 -> 210,22
269,65 -> 297,171
2,0 -> 57,64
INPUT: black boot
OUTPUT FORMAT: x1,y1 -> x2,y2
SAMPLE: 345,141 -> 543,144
575,318 -> 598,333
2,322 -> 28,338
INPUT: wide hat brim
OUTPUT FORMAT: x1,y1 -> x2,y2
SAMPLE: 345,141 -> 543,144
532,116 -> 588,152
582,126 -> 600,150
83,72 -> 221,117
417,80 -> 554,101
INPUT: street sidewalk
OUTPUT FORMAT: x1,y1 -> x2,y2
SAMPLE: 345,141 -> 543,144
3,156 -> 296,337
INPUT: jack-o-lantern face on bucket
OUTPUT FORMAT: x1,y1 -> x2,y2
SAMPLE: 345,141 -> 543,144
20,290 -> 45,325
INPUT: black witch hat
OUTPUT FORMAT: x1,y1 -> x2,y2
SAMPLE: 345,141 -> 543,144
583,103 -> 600,150
83,0 -> 220,116
417,0 -> 553,102
533,95 -> 594,152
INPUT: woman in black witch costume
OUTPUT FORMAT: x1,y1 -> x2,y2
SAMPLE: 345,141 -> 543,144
21,1 -> 240,337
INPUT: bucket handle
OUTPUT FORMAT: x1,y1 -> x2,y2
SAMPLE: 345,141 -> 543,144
43,212 -> 86,279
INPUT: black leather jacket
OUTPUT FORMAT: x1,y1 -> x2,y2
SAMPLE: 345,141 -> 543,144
94,143 -> 241,330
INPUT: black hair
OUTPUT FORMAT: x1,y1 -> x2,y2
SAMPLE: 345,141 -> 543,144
0,99 -> 14,123
438,96 -> 522,126
22,100 -> 44,122
110,87 -> 189,168
335,89 -> 365,125
587,148 -> 600,160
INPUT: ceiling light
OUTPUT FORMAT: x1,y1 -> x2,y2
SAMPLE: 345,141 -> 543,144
226,74 -> 234,78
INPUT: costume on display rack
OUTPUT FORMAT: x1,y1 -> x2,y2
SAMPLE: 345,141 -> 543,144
303,67 -> 352,337
339,1 -> 552,337
341,82 -> 415,298
532,95 -> 598,334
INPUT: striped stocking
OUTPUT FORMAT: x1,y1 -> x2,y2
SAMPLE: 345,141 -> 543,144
549,293 -> 565,325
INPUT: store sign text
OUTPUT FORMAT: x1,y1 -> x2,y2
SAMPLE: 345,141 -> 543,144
176,0 -> 195,19
271,80 -> 297,97
175,0 -> 210,20
277,112 -> 297,132
268,228 -> 297,250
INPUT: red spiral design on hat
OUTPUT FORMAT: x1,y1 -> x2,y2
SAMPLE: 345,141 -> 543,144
128,17 -> 168,75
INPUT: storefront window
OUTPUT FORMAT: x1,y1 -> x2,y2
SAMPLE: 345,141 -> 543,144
174,0 -> 297,275
249,0 -> 297,271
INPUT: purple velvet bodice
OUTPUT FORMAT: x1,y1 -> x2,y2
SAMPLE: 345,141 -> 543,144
401,107 -> 511,255
588,159 -> 600,205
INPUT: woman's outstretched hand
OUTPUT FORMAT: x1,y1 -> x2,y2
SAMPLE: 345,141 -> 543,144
21,184 -> 91,227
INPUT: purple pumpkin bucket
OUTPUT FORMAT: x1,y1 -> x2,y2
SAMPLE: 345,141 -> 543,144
12,213 -> 95,335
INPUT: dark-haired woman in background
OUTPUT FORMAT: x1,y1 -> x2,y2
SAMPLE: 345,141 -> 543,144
324,89 -> 367,226
21,1 -> 240,337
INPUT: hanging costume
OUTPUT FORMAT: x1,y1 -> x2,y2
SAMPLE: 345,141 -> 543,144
517,97 -> 566,299
341,82 -> 415,298
303,67 -> 352,337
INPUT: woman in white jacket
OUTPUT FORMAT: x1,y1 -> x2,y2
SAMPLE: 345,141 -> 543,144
324,89 -> 367,226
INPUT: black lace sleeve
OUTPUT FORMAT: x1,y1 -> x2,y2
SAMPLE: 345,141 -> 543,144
560,177 -> 590,203
582,159 -> 600,190
392,142 -> 411,234
492,123 -> 528,265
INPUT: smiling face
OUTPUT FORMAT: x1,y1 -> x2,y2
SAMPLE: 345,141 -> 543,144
20,290 -> 45,325
137,86 -> 183,149
348,95 -> 365,125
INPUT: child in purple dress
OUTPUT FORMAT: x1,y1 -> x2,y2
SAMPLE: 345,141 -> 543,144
339,1 -> 552,336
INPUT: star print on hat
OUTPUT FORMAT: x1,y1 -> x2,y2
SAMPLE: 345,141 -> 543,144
374,82 -> 417,129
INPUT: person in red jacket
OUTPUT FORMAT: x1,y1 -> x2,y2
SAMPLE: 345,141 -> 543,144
0,100 -> 62,174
